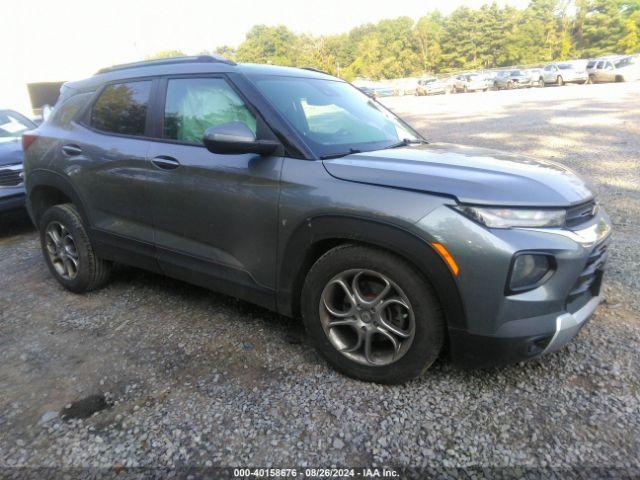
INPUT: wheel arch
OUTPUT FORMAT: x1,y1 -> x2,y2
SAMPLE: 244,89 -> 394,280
27,169 -> 90,227
278,215 -> 467,331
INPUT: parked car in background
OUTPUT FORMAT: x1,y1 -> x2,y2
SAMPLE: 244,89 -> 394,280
393,78 -> 419,96
453,73 -> 490,93
589,55 -> 640,83
542,63 -> 588,85
527,68 -> 545,87
494,69 -> 534,89
1,109 -> 36,212
370,83 -> 395,97
23,55 -> 612,383
415,77 -> 447,96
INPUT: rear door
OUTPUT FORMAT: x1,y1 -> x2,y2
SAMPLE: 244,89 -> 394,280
73,78 -> 160,270
144,75 -> 283,308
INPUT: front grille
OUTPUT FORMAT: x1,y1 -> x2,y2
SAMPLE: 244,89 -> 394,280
566,200 -> 597,228
0,164 -> 23,187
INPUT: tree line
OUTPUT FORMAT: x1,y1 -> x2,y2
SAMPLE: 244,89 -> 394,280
150,0 -> 640,80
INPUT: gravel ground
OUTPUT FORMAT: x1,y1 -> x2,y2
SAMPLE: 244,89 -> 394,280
1,82 -> 639,477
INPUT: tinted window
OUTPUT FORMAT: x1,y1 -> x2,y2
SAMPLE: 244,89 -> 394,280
163,78 -> 256,144
91,81 -> 151,136
587,61 -> 596,68
558,64 -> 571,70
596,61 -> 604,69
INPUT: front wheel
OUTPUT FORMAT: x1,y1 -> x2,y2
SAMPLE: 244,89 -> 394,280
557,75 -> 564,86
39,204 -> 111,293
301,245 -> 445,384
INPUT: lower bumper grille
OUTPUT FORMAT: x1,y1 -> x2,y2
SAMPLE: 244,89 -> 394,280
0,164 -> 24,187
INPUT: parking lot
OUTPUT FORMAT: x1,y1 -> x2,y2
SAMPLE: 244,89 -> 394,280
1,82 -> 639,473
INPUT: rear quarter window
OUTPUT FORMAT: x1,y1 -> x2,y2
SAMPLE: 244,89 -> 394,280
90,81 -> 152,136
49,92 -> 94,127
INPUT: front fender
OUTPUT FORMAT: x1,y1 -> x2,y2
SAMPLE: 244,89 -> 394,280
277,214 -> 466,330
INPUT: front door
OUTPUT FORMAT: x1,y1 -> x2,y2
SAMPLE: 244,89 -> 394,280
145,76 -> 282,308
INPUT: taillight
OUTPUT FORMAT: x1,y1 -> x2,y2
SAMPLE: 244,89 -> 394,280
22,132 -> 38,152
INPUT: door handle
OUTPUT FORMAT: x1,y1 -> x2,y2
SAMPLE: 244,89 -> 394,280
61,144 -> 83,156
151,155 -> 180,170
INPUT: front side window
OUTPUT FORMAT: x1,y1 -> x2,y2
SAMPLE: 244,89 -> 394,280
251,75 -> 420,158
596,61 -> 604,69
163,78 -> 256,144
90,81 -> 151,136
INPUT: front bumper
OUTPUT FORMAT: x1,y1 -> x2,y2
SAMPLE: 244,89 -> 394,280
416,204 -> 612,368
0,187 -> 26,212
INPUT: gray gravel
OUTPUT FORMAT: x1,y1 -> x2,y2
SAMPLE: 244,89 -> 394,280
1,82 -> 639,475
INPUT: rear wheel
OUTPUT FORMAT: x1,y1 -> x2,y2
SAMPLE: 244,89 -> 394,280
301,245 -> 445,384
39,204 -> 111,293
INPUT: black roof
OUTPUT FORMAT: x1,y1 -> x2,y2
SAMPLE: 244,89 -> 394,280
65,56 -> 338,92
95,55 -> 236,74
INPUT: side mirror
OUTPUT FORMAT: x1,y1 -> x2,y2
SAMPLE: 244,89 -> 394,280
202,122 -> 279,156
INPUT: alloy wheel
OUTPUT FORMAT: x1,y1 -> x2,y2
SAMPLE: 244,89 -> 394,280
45,221 -> 80,280
319,269 -> 416,366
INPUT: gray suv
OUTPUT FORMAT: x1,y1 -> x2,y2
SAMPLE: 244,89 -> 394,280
23,56 -> 612,383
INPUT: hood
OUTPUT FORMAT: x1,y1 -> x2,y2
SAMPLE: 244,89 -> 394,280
0,138 -> 24,167
322,143 -> 593,207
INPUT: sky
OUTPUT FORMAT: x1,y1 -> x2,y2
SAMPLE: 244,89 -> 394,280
0,0 -> 528,112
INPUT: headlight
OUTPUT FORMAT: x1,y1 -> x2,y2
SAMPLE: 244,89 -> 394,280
455,206 -> 566,228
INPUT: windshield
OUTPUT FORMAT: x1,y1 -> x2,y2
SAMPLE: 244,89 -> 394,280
251,76 -> 421,158
0,110 -> 35,139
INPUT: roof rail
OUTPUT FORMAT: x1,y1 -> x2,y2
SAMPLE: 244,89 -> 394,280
96,55 -> 236,74
301,66 -> 330,75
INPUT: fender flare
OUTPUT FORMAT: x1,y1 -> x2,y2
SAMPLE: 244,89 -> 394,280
277,214 -> 467,330
26,169 -> 91,226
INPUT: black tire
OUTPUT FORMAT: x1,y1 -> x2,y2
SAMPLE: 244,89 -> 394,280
557,75 -> 564,86
301,244 -> 445,384
538,77 -> 544,87
39,203 -> 111,293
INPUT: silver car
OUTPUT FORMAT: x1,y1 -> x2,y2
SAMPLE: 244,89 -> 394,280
542,63 -> 588,85
453,73 -> 490,93
589,55 -> 640,83
415,77 -> 447,96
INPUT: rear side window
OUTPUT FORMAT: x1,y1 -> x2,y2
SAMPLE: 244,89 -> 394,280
90,81 -> 151,136
163,78 -> 256,144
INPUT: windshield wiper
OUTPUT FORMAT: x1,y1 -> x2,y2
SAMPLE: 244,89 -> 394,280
384,138 -> 427,149
320,148 -> 362,160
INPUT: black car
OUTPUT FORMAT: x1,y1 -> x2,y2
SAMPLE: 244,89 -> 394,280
0,109 -> 36,212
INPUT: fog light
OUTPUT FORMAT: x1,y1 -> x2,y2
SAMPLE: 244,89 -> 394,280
508,253 -> 554,293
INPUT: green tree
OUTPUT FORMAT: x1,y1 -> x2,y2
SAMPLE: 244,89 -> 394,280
414,12 -> 444,73
619,10 -> 640,52
236,25 -> 300,65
